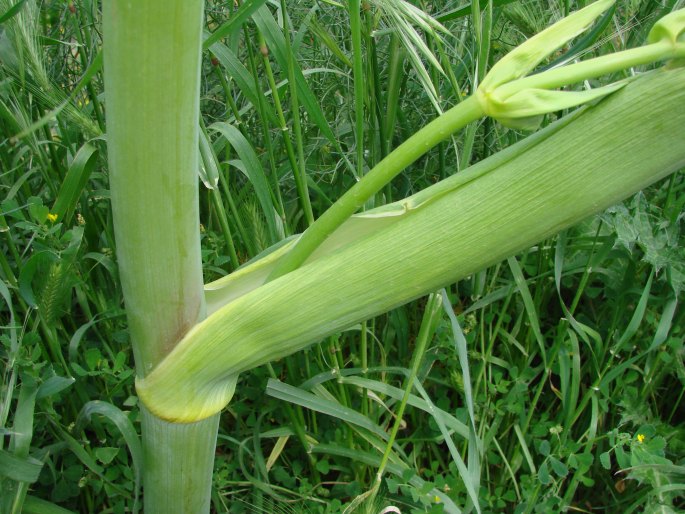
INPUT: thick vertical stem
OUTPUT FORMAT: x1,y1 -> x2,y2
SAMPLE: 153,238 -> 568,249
103,1 -> 218,513
141,407 -> 219,513
103,0 -> 205,374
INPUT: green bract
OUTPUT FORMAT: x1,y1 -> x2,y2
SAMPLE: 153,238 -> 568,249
648,8 -> 685,45
136,68 -> 685,423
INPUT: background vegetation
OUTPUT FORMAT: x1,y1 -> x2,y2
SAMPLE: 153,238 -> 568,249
1,0 -> 683,512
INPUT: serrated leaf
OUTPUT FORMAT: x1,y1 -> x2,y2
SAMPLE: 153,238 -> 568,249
315,459 -> 330,474
615,445 -> 630,469
569,452 -> 593,471
538,461 -> 551,485
539,439 -> 551,457
94,447 -> 119,465
550,457 -> 569,478
27,196 -> 48,224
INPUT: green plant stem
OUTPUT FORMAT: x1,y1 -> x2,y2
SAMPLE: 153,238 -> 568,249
210,189 -> 240,270
103,1 -> 218,512
495,41 -> 685,98
222,175 -> 255,257
72,21 -> 105,131
279,0 -> 314,226
268,95 -> 483,280
213,65 -> 244,129
39,322 -> 69,375
349,0 -> 365,180
141,407 -> 219,513
383,34 -> 403,160
471,0 -> 482,74
0,238 -> 17,287
474,0 -> 492,83
369,24 -> 386,164
104,0 -> 206,371
39,122 -> 62,195
200,120 -> 240,269
256,28 -> 304,221
240,34 -> 287,230
375,292 -> 442,481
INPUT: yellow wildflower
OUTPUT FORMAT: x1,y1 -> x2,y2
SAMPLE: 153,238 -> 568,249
637,434 -> 645,443
47,213 -> 58,223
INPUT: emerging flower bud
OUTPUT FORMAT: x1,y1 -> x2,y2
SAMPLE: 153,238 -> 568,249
476,0 -> 685,129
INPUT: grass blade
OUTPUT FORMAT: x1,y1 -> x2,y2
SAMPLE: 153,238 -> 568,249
21,496 -> 76,514
508,256 -> 547,369
266,378 -> 387,440
210,122 -> 280,244
51,142 -> 98,225
202,0 -> 269,49
0,0 -> 26,24
252,5 -> 338,146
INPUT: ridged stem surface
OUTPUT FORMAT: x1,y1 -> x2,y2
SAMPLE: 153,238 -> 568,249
138,68 -> 685,423
103,1 -> 218,512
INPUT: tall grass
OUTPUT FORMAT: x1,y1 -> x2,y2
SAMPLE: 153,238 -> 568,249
1,1 -> 684,513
